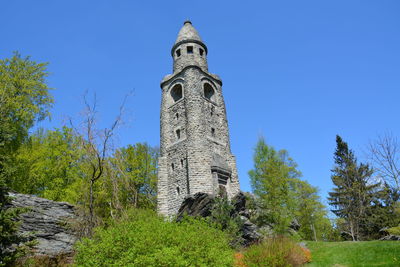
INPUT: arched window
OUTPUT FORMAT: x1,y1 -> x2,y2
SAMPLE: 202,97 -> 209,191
170,84 -> 183,102
203,83 -> 215,101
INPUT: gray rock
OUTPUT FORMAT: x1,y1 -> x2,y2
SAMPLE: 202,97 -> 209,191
232,192 -> 246,213
380,235 -> 400,241
240,216 -> 261,245
7,192 -> 78,257
290,218 -> 301,231
176,191 -> 261,246
177,192 -> 215,220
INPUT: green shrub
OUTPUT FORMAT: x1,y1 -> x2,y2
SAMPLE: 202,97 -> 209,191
242,237 -> 308,267
210,196 -> 244,248
74,209 -> 233,267
388,225 -> 400,236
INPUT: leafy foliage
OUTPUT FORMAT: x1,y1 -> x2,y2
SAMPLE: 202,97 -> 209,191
109,143 -> 158,211
0,185 -> 28,266
74,209 -> 233,267
10,127 -> 83,202
248,137 -> 300,234
387,225 -> 400,236
210,196 -> 244,248
293,180 -> 334,241
0,52 -> 53,158
248,137 -> 332,239
0,52 -> 53,266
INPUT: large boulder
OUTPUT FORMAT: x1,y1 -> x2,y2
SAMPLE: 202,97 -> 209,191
177,191 -> 261,246
380,235 -> 400,241
177,192 -> 214,220
7,192 -> 79,257
379,228 -> 400,241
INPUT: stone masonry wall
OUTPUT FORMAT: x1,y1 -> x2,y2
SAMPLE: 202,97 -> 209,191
157,31 -> 240,216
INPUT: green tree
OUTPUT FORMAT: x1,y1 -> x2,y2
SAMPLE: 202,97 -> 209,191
0,52 -> 53,266
293,180 -> 333,241
0,52 -> 53,160
362,183 -> 400,239
328,135 -> 380,241
109,143 -> 158,211
10,127 -> 83,202
248,137 -> 300,234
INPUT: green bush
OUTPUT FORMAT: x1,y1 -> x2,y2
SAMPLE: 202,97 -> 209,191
242,237 -> 308,267
74,209 -> 233,267
210,196 -> 244,248
388,225 -> 400,236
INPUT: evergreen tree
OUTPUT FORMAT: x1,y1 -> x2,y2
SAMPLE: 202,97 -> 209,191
328,135 -> 380,241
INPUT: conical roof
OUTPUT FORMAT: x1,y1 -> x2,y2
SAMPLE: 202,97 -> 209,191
171,21 -> 208,56
175,21 -> 203,44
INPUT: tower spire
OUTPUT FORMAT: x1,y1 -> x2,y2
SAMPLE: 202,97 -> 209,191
171,21 -> 208,73
174,20 -> 203,44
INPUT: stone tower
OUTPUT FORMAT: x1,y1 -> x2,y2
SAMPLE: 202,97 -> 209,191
157,21 -> 240,216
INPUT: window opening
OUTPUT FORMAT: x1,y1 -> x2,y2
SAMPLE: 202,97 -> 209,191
199,48 -> 204,56
176,49 -> 181,57
211,128 -> 215,137
171,84 -> 183,102
204,83 -> 215,101
181,159 -> 184,167
176,113 -> 179,120
187,46 -> 193,54
176,129 -> 181,140
177,187 -> 180,195
217,173 -> 229,185
171,163 -> 175,171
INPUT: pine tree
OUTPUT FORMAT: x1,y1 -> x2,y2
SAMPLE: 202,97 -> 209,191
328,135 -> 380,241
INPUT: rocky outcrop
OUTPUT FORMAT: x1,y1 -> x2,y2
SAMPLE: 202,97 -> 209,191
177,192 -> 261,246
177,192 -> 215,219
7,192 -> 79,257
380,235 -> 400,241
379,227 -> 400,241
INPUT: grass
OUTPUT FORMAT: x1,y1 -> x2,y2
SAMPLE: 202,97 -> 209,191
306,241 -> 400,267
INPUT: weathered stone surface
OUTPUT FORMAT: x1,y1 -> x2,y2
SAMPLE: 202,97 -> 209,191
241,216 -> 262,245
232,192 -> 251,219
177,192 -> 214,220
290,218 -> 301,231
379,228 -> 400,241
7,192 -> 78,256
176,192 -> 261,246
380,235 -> 400,241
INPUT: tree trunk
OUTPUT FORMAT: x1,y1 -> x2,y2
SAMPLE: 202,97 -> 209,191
311,223 -> 317,241
89,179 -> 94,231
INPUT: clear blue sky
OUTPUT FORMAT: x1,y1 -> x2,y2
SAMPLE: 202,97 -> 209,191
2,1 -> 400,205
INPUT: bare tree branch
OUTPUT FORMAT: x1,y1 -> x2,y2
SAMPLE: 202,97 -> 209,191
70,90 -> 130,233
367,132 -> 400,191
